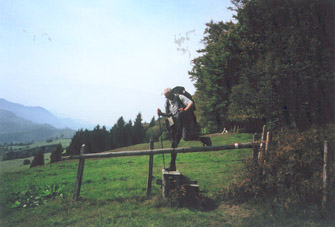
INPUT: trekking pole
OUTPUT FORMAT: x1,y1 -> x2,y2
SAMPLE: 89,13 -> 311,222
157,113 -> 165,169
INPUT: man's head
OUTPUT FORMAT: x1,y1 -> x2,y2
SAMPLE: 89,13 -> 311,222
164,88 -> 174,100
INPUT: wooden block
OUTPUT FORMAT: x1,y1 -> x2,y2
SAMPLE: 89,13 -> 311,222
162,169 -> 181,176
181,184 -> 200,195
162,169 -> 182,198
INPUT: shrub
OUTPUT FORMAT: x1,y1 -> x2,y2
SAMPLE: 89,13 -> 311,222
224,125 -> 335,209
23,159 -> 31,165
50,144 -> 62,163
30,151 -> 44,168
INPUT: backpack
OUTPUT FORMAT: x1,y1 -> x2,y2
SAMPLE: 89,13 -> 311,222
165,86 -> 196,114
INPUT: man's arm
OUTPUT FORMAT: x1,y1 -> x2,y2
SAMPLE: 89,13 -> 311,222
180,101 -> 194,112
157,108 -> 170,117
178,95 -> 194,113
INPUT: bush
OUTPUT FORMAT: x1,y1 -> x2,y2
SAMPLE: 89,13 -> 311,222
30,151 -> 44,168
23,159 -> 31,165
50,144 -> 62,163
223,125 -> 335,209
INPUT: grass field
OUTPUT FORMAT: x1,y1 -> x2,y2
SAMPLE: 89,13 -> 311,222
0,153 -> 52,173
8,138 -> 72,150
0,133 -> 331,226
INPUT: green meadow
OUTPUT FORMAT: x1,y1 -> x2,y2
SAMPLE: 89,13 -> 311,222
8,138 -> 71,150
0,134 -> 330,226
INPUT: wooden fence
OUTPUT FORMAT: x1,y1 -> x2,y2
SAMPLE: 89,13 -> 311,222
70,126 -> 334,209
70,140 -> 259,200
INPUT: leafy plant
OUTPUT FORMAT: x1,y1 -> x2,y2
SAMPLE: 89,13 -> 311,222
10,184 -> 67,208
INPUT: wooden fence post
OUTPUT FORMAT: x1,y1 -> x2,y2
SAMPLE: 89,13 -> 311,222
264,131 -> 272,165
146,140 -> 154,196
253,133 -> 259,161
322,140 -> 334,210
258,125 -> 267,164
265,131 -> 272,153
73,144 -> 86,201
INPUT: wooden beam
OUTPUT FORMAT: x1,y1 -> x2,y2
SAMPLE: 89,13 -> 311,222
69,142 -> 257,160
73,144 -> 86,201
162,169 -> 181,198
322,140 -> 334,211
264,131 -> 272,166
258,125 -> 267,164
253,133 -> 259,161
265,131 -> 272,154
146,140 -> 154,196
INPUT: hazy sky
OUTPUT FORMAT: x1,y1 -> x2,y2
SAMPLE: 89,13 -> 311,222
0,0 -> 234,127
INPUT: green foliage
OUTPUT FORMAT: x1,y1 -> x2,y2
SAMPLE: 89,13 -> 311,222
228,0 -> 335,130
30,151 -> 44,168
2,144 -> 63,161
9,184 -> 66,208
67,113 -> 158,155
224,125 -> 335,210
190,21 -> 242,132
50,144 -> 62,163
23,159 -> 30,165
190,0 -> 335,131
145,125 -> 160,142
133,113 -> 146,144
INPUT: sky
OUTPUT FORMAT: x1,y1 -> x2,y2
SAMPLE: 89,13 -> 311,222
0,0 -> 235,128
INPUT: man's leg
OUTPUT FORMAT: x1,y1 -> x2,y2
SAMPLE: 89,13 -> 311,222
167,119 -> 182,171
182,112 -> 212,146
199,136 -> 212,146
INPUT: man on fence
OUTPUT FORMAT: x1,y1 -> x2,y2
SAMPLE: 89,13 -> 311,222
157,87 -> 212,171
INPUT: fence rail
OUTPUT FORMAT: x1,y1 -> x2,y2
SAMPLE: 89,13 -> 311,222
71,141 -> 259,200
69,142 -> 257,160
69,127 -> 334,212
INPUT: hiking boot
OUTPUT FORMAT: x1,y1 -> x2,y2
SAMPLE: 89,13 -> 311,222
199,137 -> 212,146
165,166 -> 176,171
165,163 -> 176,171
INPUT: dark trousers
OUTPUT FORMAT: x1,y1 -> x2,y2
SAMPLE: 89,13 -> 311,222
169,111 -> 200,166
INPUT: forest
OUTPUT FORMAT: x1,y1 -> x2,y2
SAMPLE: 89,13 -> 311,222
190,0 -> 334,133
66,113 -> 163,155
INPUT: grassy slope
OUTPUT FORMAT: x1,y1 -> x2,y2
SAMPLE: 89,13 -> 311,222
0,134 -> 330,226
8,138 -> 71,150
0,139 -> 71,171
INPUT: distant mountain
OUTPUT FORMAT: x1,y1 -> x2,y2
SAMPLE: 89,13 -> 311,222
0,98 -> 88,130
0,109 -> 75,143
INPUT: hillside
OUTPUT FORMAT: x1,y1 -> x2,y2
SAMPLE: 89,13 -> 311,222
0,98 -> 86,130
0,109 -> 75,143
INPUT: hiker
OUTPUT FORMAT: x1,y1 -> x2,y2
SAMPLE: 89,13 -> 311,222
157,87 -> 212,171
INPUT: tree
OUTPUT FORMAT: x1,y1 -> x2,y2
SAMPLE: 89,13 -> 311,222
111,117 -> 128,148
190,0 -> 335,131
148,116 -> 156,128
189,21 -> 242,132
50,144 -> 63,163
67,129 -> 88,155
228,0 -> 335,130
133,113 -> 145,144
30,150 -> 44,167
